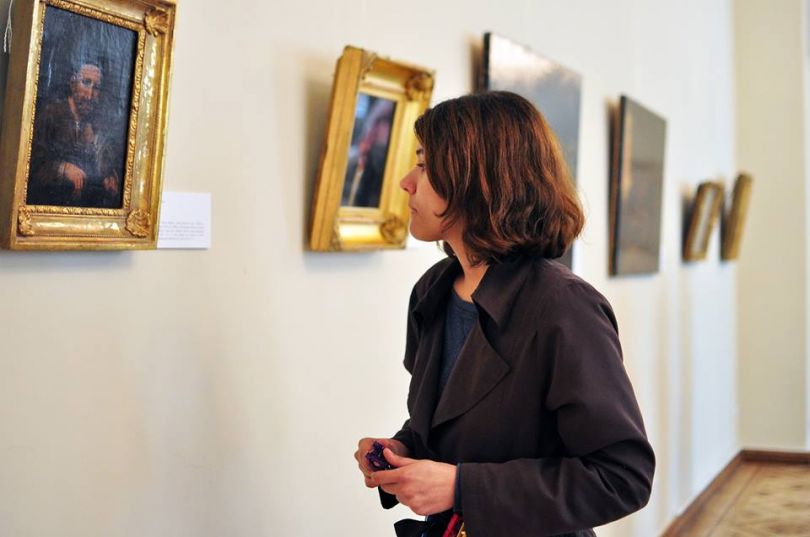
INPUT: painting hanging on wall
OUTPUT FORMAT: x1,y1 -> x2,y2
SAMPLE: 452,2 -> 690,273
721,173 -> 753,260
0,0 -> 176,250
683,181 -> 723,262
609,95 -> 667,276
309,46 -> 434,252
481,32 -> 582,268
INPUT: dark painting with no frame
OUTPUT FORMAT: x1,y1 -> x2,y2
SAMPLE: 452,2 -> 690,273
482,33 -> 582,268
610,96 -> 666,275
26,6 -> 137,209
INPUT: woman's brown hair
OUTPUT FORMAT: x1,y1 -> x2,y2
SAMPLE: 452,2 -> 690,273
414,91 -> 584,264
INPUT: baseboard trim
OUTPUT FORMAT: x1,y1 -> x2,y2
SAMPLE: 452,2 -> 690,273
660,449 -> 810,536
660,451 -> 744,536
740,449 -> 810,464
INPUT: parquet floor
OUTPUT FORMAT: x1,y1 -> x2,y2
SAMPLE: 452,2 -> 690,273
667,459 -> 810,536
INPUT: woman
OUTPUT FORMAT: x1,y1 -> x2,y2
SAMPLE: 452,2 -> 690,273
354,92 -> 655,537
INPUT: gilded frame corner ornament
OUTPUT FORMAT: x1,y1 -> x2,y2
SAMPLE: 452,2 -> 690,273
125,208 -> 151,237
0,0 -> 177,250
17,206 -> 34,236
144,7 -> 169,36
308,45 -> 435,252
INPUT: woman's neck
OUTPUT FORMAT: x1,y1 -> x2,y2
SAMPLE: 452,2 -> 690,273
446,233 -> 488,302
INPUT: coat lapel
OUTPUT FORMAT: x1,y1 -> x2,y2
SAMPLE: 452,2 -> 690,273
431,321 -> 510,428
406,257 -> 532,441
406,313 -> 445,447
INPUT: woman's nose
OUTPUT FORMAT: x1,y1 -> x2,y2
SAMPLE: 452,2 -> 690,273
400,171 -> 415,194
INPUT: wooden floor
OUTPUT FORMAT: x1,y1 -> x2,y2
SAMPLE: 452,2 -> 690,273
663,452 -> 810,536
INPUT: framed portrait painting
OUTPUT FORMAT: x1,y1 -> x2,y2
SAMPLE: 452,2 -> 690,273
683,181 -> 723,262
309,46 -> 434,251
609,95 -> 667,276
0,0 -> 177,250
481,32 -> 581,268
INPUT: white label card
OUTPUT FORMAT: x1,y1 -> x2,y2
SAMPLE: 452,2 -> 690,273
157,192 -> 212,249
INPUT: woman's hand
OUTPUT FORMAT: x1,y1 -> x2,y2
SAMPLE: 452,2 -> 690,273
368,448 -> 456,516
355,437 -> 409,488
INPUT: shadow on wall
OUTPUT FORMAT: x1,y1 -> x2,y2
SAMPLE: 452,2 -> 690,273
302,55 -> 333,248
0,0 -> 9,116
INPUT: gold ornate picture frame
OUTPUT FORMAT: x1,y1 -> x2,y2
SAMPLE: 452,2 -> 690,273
0,0 -> 176,250
721,173 -> 753,260
683,181 -> 723,262
309,46 -> 434,251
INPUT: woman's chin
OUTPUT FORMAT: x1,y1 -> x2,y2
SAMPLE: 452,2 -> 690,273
408,229 -> 437,243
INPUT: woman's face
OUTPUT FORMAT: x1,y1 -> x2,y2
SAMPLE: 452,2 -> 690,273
399,145 -> 449,242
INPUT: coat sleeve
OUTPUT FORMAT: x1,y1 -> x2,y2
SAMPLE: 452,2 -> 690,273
459,281 -> 655,536
379,286 -> 421,509
378,417 -> 417,509
394,284 -> 421,454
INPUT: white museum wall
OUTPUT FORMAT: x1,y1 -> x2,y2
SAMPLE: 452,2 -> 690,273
735,0 -> 810,451
0,0 -> 738,536
802,0 -> 810,448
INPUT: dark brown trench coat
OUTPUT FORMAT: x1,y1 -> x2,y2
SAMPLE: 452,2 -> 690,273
380,256 -> 655,537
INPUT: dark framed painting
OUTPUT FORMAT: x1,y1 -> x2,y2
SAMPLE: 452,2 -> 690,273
683,181 -> 723,262
309,46 -> 434,252
481,32 -> 582,268
609,95 -> 667,275
0,0 -> 177,250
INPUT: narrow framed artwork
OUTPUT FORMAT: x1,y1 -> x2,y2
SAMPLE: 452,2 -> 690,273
481,32 -> 581,268
721,173 -> 753,260
309,46 -> 434,251
683,181 -> 723,262
0,0 -> 177,250
609,95 -> 667,276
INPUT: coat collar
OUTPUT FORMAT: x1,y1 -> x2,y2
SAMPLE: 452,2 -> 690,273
411,258 -> 460,325
471,256 -> 535,327
412,255 -> 535,327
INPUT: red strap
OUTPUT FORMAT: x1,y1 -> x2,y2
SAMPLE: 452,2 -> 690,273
441,514 -> 462,537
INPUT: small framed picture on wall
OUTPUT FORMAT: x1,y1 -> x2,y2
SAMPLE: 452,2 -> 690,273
309,46 -> 434,252
721,173 -> 753,261
0,0 -> 177,250
683,181 -> 723,262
